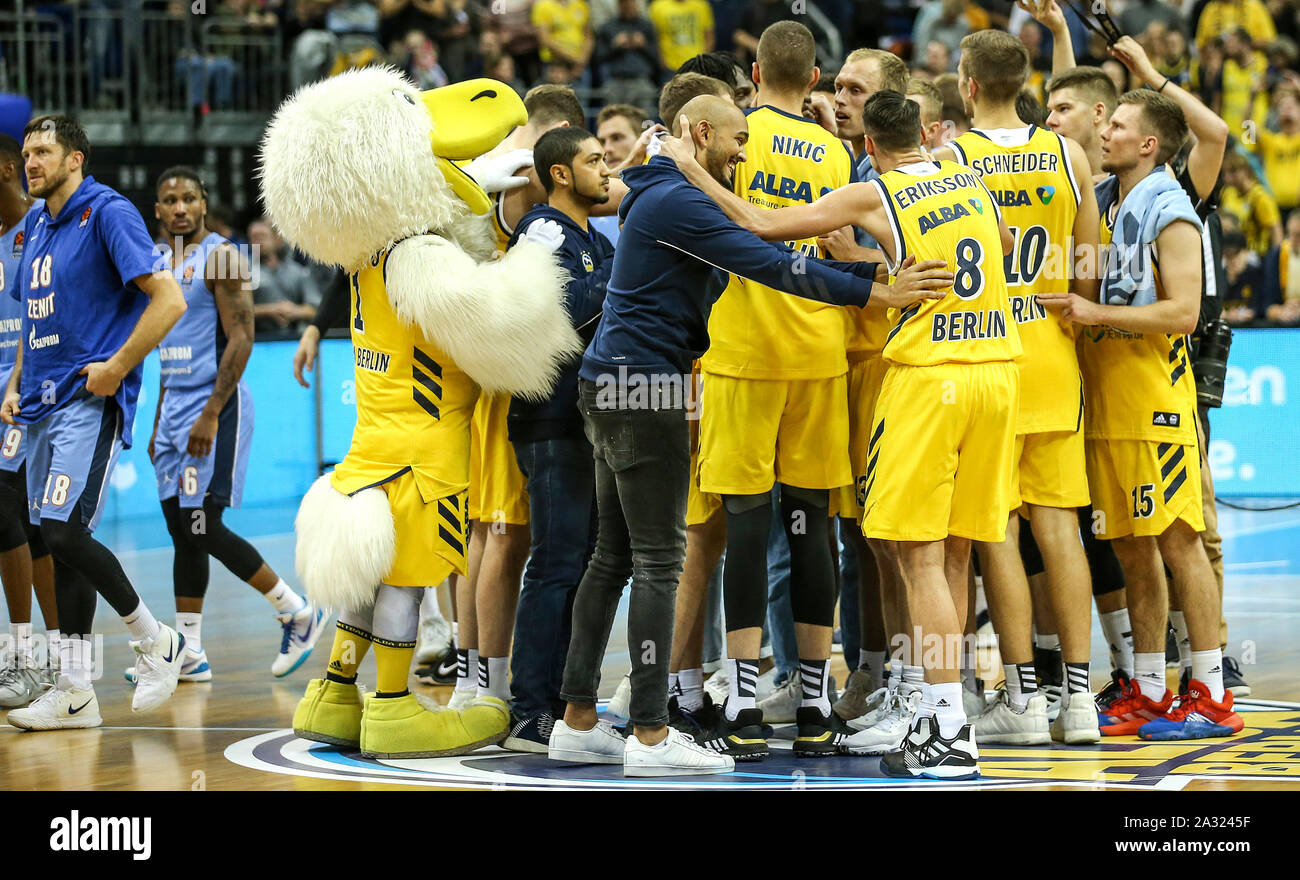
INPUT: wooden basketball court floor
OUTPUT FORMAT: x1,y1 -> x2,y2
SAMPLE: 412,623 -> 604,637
2,501 -> 1298,791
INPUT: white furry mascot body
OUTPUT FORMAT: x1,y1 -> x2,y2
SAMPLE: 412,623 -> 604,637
260,69 -> 579,613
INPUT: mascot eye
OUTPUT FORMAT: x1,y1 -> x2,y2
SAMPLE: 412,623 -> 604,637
393,89 -> 416,106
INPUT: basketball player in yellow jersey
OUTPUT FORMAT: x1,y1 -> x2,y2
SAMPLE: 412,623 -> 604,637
1041,91 -> 1242,741
938,29 -> 1102,745
696,21 -> 861,757
661,89 -> 1014,777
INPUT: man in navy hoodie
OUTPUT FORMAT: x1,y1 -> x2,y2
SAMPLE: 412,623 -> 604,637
503,127 -> 615,752
546,94 -> 955,776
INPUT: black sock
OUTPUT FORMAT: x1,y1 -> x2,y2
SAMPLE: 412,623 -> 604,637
1065,662 -> 1090,695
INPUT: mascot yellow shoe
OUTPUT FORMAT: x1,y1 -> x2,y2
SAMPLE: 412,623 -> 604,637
293,678 -> 364,748
460,695 -> 510,748
361,693 -> 502,758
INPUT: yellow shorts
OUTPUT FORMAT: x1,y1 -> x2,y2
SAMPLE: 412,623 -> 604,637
698,372 -> 851,495
862,361 -> 1019,543
468,392 -> 530,525
686,440 -> 722,526
1085,438 -> 1204,540
835,355 -> 888,519
1013,429 -> 1090,510
375,469 -> 468,587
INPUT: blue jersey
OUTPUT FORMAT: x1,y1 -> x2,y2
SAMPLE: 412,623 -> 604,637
11,177 -> 160,447
0,202 -> 43,385
158,231 -> 228,393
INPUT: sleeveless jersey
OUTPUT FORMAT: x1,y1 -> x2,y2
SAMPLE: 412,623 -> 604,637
951,126 -> 1084,432
847,152 -> 890,360
871,160 -> 1022,367
158,231 -> 228,392
0,202 -> 41,385
702,106 -> 856,379
1079,177 -> 1197,444
332,245 -> 480,498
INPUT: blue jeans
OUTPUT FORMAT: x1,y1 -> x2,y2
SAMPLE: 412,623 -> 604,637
766,491 -> 798,683
511,434 -> 597,720
838,518 -> 862,669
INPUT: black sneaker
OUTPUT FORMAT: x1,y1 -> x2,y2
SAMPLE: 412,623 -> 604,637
879,716 -> 980,780
792,706 -> 851,757
502,712 -> 554,754
1223,655 -> 1251,697
413,652 -> 459,686
694,700 -> 768,761
1095,669 -> 1131,711
668,694 -> 711,738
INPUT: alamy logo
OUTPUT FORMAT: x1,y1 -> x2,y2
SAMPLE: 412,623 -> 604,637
49,811 -> 151,860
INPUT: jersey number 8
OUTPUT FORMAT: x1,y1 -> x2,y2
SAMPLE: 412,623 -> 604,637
953,237 -> 986,300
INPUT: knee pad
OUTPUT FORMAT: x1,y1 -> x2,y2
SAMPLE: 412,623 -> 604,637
371,584 -> 422,644
39,518 -> 85,560
780,484 -> 828,510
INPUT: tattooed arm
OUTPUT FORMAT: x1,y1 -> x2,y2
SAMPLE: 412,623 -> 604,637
188,244 -> 254,457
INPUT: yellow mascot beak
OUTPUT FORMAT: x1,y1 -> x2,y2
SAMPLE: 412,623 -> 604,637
422,79 -> 528,216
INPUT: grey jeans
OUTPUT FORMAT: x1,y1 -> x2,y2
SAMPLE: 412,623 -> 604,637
560,378 -> 690,726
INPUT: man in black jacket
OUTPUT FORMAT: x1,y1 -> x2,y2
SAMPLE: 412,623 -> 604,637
502,128 -> 616,752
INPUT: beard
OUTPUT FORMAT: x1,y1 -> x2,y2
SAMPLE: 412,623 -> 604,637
704,146 -> 735,188
29,164 -> 68,198
576,179 -> 611,205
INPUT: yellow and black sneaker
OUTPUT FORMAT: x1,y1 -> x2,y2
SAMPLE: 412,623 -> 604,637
793,706 -> 851,757
695,700 -> 768,761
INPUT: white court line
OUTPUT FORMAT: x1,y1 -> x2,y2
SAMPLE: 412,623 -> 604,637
1219,518 -> 1300,540
1225,560 -> 1290,569
98,726 -> 280,732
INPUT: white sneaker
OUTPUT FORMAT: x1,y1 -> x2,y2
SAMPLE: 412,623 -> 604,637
548,718 -> 626,764
9,677 -> 102,729
757,670 -> 802,724
973,690 -> 1050,745
607,674 -> 632,719
1050,690 -> 1101,744
1042,682 -> 1063,722
0,662 -> 49,709
962,684 -> 989,720
624,726 -> 735,777
414,610 -> 452,665
754,666 -> 777,702
448,687 -> 476,710
130,624 -> 186,712
703,668 -> 729,705
846,686 -> 892,731
842,685 -> 922,755
272,602 -> 327,677
125,647 -> 213,684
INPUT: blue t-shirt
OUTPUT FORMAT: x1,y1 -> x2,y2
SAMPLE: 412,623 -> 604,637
10,176 -> 159,447
0,201 -> 43,386
158,231 -> 228,394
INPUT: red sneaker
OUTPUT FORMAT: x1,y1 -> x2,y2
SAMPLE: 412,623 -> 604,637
1097,678 -> 1173,736
1137,680 -> 1244,741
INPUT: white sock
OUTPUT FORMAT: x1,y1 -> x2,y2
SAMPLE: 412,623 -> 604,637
725,658 -> 759,720
1036,632 -> 1060,651
1003,662 -> 1038,710
1191,648 -> 1225,701
799,658 -> 832,715
1134,652 -> 1167,701
122,602 -> 161,642
1169,610 -> 1192,671
61,638 -> 93,690
455,647 -> 478,692
46,630 -> 61,669
929,681 -> 967,739
1100,609 -> 1134,675
477,655 -> 509,701
678,667 -> 704,712
175,612 -> 202,655
902,664 -> 925,688
888,657 -> 904,690
10,622 -> 32,666
265,579 -> 306,615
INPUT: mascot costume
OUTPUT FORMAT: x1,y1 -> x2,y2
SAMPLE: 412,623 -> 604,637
259,68 -> 580,758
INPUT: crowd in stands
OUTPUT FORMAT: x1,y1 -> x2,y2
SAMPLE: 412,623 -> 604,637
40,0 -> 1300,327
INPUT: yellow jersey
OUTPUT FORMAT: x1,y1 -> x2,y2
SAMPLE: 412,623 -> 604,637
1081,184 -> 1197,445
703,105 -> 856,380
531,0 -> 590,64
1255,127 -> 1300,211
648,0 -> 715,71
330,246 -> 480,500
951,126 -> 1083,433
872,160 -> 1022,367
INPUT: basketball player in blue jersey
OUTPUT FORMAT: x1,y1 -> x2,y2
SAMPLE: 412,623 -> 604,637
3,115 -> 188,730
0,133 -> 59,710
123,168 -> 324,686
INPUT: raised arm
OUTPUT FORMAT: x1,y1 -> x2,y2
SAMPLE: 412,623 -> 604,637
1019,0 -> 1075,73
1109,36 -> 1228,201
